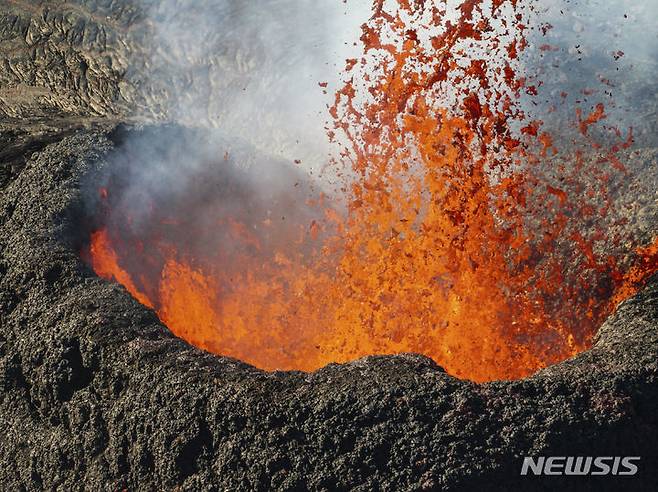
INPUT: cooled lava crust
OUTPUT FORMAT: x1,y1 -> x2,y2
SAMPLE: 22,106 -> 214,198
1,0 -> 658,490
0,129 -> 656,491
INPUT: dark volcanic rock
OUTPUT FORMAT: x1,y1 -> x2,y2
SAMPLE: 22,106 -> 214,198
1,0 -> 658,490
0,130 -> 656,491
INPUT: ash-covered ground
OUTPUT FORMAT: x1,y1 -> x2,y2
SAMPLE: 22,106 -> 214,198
1,1 -> 657,490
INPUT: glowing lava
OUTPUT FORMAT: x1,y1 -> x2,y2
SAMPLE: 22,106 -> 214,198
86,0 -> 658,381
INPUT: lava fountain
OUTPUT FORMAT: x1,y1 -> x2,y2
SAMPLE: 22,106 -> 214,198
84,0 -> 658,382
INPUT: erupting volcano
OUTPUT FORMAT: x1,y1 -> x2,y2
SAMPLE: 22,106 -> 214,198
85,0 -> 658,382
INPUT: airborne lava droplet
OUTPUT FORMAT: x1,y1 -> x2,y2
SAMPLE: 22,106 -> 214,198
87,0 -> 658,382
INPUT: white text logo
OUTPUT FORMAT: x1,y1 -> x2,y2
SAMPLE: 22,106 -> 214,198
521,456 -> 640,476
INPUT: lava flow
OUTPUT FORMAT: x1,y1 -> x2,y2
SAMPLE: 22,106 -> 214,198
85,0 -> 658,382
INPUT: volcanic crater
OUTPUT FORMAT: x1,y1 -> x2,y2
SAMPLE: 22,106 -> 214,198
1,0 -> 658,490
0,124 -> 656,490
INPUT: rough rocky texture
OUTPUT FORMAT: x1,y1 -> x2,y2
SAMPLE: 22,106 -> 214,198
0,0 -> 269,187
1,0 -> 657,490
0,0 -> 168,121
0,130 -> 656,491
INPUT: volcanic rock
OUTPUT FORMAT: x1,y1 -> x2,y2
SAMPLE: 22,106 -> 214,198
0,128 -> 656,491
1,1 -> 657,490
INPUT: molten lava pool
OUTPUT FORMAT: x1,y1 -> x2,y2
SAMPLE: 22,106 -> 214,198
84,0 -> 658,381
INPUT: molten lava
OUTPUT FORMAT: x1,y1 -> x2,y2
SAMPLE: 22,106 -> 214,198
86,0 -> 658,381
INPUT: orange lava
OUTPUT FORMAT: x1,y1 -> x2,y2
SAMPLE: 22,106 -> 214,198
87,0 -> 658,381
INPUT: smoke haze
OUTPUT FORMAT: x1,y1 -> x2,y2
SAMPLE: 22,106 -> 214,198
141,0 -> 371,177
92,0 -> 657,259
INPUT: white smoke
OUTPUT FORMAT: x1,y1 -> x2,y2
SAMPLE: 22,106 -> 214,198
139,0 -> 371,179
523,0 -> 658,143
94,0 -> 656,245
88,1 -> 375,268
124,0 -> 656,183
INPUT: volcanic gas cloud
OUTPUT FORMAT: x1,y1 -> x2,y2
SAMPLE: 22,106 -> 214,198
86,0 -> 658,382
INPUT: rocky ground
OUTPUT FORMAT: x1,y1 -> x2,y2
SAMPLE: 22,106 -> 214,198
1,1 -> 657,490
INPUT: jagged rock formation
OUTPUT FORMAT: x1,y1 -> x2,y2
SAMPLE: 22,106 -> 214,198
0,1 -> 657,490
0,124 -> 655,492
